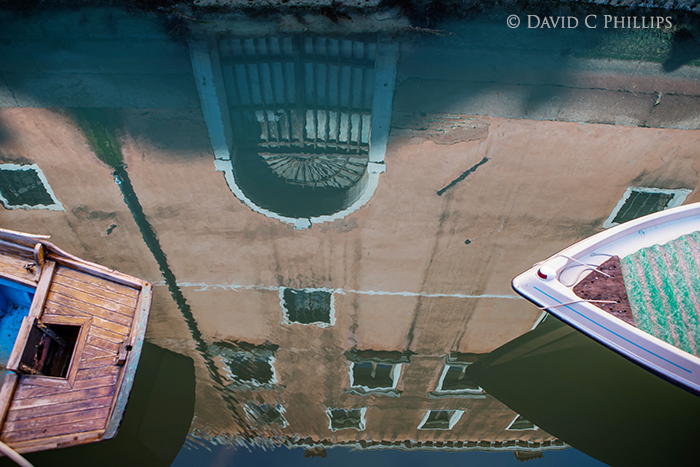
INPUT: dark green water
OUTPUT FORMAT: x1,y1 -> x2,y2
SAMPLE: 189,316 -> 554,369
469,316 -> 700,466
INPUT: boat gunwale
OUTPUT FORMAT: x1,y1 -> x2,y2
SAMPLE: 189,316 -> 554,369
104,281 -> 152,440
512,281 -> 700,396
528,203 -> 700,271
0,229 -> 145,290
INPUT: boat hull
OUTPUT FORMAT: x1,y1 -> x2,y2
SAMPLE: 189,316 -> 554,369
0,229 -> 152,453
512,203 -> 700,395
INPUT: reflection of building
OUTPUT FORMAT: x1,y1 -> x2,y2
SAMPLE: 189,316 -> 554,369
194,333 -> 567,457
181,34 -> 569,455
2,7 -> 700,462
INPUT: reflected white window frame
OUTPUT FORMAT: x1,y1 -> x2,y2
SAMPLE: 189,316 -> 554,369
217,352 -> 278,389
192,38 -> 397,228
348,361 -> 402,392
278,286 -> 336,328
325,407 -> 367,432
603,187 -> 690,228
431,362 -> 485,398
0,163 -> 64,211
243,402 -> 289,428
506,414 -> 538,431
417,409 -> 465,430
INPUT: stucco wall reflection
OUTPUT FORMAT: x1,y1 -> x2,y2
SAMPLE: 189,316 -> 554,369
3,104 -> 700,452
2,5 -> 700,456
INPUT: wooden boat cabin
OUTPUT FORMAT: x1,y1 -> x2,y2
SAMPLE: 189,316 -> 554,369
0,228 -> 151,454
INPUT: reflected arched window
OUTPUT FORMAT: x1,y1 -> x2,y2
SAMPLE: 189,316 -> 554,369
218,36 -> 378,219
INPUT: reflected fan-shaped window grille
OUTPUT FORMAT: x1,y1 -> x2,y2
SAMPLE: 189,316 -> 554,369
219,36 -> 376,218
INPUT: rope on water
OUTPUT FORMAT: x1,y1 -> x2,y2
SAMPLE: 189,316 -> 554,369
0,441 -> 34,467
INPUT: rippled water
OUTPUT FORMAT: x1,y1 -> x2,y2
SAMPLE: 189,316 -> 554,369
1,2 -> 699,466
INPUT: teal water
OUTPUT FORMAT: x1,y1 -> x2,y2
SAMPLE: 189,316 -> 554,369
0,279 -> 34,365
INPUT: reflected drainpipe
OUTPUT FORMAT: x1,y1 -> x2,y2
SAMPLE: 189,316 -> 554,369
71,107 -> 254,437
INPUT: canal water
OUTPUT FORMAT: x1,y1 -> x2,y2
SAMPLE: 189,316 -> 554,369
1,2 -> 699,466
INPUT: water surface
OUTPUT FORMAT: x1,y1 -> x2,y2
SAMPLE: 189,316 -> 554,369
1,2 -> 699,466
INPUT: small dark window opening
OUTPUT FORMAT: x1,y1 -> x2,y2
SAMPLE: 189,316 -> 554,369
209,341 -> 278,388
249,403 -> 286,427
508,415 -> 536,430
19,324 -> 80,378
0,168 -> 54,207
282,288 -> 331,324
441,365 -> 481,392
613,190 -> 673,224
352,361 -> 394,389
226,354 -> 273,386
330,409 -> 363,430
422,410 -> 452,430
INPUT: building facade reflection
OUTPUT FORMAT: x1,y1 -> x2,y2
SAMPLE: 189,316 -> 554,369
193,332 -> 567,458
1,5 -> 700,463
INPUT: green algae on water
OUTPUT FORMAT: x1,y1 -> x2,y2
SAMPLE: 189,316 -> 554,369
71,108 -> 124,169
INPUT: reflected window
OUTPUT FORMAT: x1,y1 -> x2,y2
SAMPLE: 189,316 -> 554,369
432,363 -> 484,396
430,354 -> 485,399
418,410 -> 464,430
506,414 -> 537,431
440,365 -> 480,391
220,36 -> 376,219
223,353 -> 274,386
326,407 -> 367,431
209,341 -> 278,389
603,187 -> 690,228
280,287 -> 334,327
220,37 -> 374,155
350,361 -> 400,390
344,349 -> 410,396
245,403 -> 288,428
0,164 -> 63,210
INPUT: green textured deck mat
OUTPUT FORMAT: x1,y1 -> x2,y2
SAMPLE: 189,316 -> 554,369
620,231 -> 700,357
